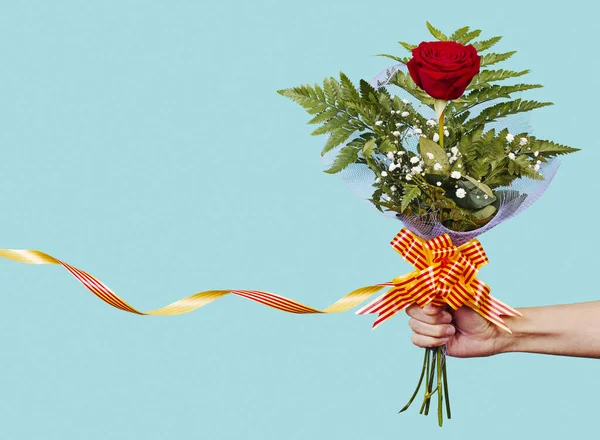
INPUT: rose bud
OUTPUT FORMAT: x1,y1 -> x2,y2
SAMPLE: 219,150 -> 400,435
407,41 -> 481,101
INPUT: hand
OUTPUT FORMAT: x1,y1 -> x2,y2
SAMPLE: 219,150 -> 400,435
405,303 -> 508,357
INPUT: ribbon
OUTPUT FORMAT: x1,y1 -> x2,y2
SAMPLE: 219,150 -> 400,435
0,228 -> 520,331
356,229 -> 522,332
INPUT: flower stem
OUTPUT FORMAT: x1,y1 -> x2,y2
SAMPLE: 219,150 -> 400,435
442,353 -> 451,419
436,346 -> 443,427
439,110 -> 445,149
399,348 -> 429,413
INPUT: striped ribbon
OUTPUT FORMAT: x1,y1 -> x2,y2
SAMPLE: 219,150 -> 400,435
356,229 -> 522,332
0,228 -> 520,330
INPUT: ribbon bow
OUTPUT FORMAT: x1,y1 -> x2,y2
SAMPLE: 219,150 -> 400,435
356,229 -> 521,332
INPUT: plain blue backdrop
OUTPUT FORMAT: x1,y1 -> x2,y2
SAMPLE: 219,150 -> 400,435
0,1 -> 596,439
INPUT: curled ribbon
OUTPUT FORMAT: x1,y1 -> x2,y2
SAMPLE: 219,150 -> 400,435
0,228 -> 520,330
356,229 -> 522,332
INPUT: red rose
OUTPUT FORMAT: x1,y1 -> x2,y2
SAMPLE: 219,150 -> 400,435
407,41 -> 480,101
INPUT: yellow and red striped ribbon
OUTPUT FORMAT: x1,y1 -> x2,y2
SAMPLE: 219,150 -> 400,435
356,229 -> 522,332
0,229 -> 520,331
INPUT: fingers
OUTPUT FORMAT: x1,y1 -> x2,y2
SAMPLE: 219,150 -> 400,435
411,333 -> 450,348
408,317 -> 455,339
406,303 -> 456,348
405,303 -> 453,325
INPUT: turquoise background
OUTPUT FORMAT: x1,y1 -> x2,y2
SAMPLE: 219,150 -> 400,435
0,1 -> 596,438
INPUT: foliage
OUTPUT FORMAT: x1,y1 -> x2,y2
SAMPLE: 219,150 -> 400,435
278,23 -> 579,231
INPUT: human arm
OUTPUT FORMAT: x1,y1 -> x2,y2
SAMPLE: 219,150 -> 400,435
406,301 -> 600,359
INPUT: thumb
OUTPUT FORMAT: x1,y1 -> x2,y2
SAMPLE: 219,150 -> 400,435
422,303 -> 445,316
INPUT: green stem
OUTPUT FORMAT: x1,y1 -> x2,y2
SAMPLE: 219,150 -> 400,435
442,352 -> 451,420
437,347 -> 443,427
439,110 -> 445,149
399,349 -> 429,413
423,349 -> 437,416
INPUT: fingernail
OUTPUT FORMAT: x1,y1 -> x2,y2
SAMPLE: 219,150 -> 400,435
446,326 -> 455,336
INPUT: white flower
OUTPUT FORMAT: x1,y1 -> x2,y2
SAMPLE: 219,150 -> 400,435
506,133 -> 515,142
410,156 -> 420,164
381,171 -> 388,177
426,152 -> 434,159
393,131 -> 401,137
402,99 -> 410,104
433,163 -> 443,171
433,133 -> 440,142
407,132 -> 414,137
411,165 -> 423,174
391,185 -> 397,191
374,178 -> 381,183
457,164 -> 462,168
413,127 -> 423,134
395,122 -> 402,127
508,152 -> 516,160
436,181 -> 442,187
375,120 -> 383,126
391,110 -> 396,115
534,163 -> 541,171
484,194 -> 489,200
446,152 -> 451,157
405,174 -> 413,181
426,119 -> 436,127
386,152 -> 394,159
456,188 -> 467,198
401,111 -> 409,117
450,171 -> 461,179
397,151 -> 405,156
520,137 -> 528,146
534,151 -> 539,157
444,129 -> 450,137
449,157 -> 456,164
389,163 -> 397,171
451,146 -> 459,155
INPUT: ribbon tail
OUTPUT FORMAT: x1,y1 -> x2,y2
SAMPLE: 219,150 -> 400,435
467,294 -> 522,334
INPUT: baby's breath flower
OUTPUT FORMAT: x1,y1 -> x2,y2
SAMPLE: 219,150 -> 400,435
534,151 -> 539,157
457,164 -> 462,168
508,152 -> 516,160
386,152 -> 394,159
534,163 -> 541,171
444,129 -> 450,137
401,111 -> 409,117
450,171 -> 461,179
414,127 -> 423,134
410,156 -> 420,164
520,137 -> 528,146
402,99 -> 409,104
411,165 -> 423,174
391,110 -> 396,115
433,133 -> 440,142
389,163 -> 397,171
381,171 -> 388,177
433,163 -> 443,171
426,119 -> 436,127
374,178 -> 381,183
506,133 -> 515,142
451,146 -> 459,155
397,151 -> 405,156
436,181 -> 442,186
391,185 -> 397,191
426,152 -> 434,159
393,131 -> 401,137
456,188 -> 467,198
405,174 -> 413,181
395,122 -> 402,127
375,120 -> 383,126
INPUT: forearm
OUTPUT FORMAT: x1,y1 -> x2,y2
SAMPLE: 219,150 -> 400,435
497,301 -> 600,358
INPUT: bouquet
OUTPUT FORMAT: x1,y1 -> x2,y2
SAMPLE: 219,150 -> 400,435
278,22 -> 578,426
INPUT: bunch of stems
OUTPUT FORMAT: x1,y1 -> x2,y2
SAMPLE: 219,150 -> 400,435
399,346 -> 451,427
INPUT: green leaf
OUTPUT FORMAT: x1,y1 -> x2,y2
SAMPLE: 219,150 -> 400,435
362,138 -> 375,157
426,22 -> 448,41
419,137 -> 450,171
324,145 -> 360,174
480,51 -> 517,67
320,127 -> 355,155
471,205 -> 497,220
449,26 -> 470,42
464,175 -> 495,198
376,53 -> 408,64
399,41 -> 417,51
401,185 -> 422,212
471,36 -> 502,52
